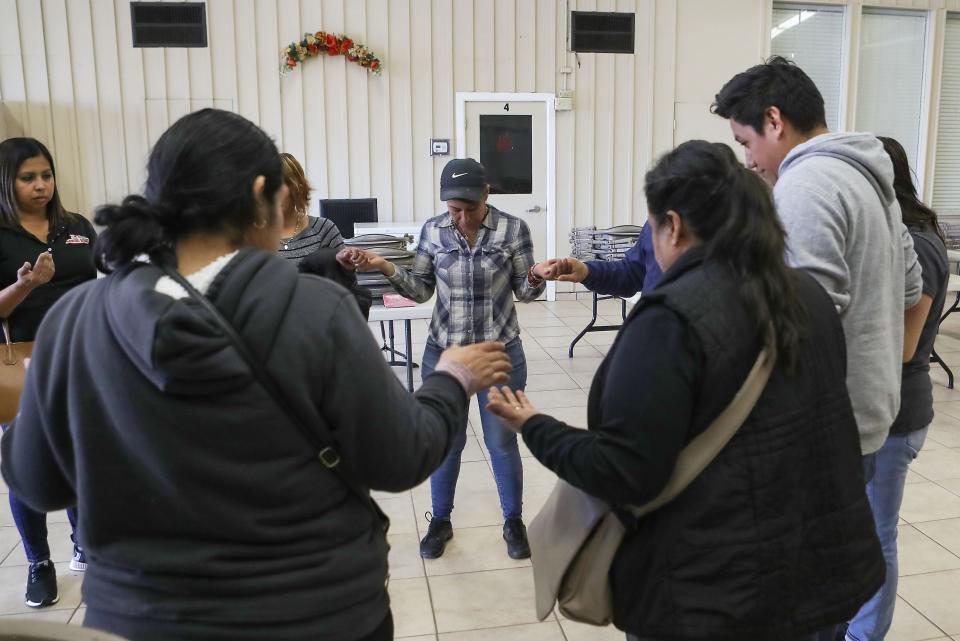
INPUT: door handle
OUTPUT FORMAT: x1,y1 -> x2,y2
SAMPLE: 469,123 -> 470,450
525,205 -> 542,213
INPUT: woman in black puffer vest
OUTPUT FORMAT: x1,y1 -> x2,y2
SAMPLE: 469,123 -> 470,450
488,140 -> 884,641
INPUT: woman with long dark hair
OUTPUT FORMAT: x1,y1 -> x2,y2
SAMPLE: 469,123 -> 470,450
0,137 -> 96,608
842,137 -> 950,641
0,109 -> 512,641
487,140 -> 885,641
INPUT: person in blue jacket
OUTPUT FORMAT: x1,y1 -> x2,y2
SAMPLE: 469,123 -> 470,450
540,222 -> 661,295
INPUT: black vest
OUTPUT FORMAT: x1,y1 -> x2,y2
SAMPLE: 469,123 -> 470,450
597,248 -> 884,640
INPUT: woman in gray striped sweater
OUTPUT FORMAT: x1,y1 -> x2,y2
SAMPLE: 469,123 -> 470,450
277,153 -> 344,262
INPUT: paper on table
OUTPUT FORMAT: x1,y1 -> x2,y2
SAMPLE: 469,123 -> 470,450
382,293 -> 417,308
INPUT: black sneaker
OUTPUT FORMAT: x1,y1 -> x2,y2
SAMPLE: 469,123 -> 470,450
419,513 -> 453,559
25,560 -> 58,608
69,545 -> 87,572
503,517 -> 530,559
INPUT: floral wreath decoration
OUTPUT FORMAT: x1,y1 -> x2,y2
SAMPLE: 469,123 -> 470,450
281,32 -> 382,76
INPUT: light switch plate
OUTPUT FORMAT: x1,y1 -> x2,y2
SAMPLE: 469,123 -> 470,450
430,139 -> 450,156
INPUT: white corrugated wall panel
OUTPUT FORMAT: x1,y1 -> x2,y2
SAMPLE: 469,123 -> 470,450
933,14 -> 960,214
387,0 -> 414,221
345,0 -> 372,198
410,0 -> 435,218
0,0 -> 673,260
0,0 -> 27,139
364,0 -> 391,219
42,0 -> 83,210
90,0 -> 129,204
65,0 -> 107,212
277,0 -> 305,164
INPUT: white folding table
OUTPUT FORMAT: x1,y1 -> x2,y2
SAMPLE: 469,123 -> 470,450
368,299 -> 436,391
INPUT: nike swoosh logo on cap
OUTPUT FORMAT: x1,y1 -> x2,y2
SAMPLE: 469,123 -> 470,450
451,172 -> 468,178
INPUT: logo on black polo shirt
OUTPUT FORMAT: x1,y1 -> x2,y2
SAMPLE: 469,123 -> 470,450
65,235 -> 90,245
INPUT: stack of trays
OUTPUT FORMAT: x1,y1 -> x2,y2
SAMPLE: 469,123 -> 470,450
569,225 -> 643,261
346,234 -> 416,301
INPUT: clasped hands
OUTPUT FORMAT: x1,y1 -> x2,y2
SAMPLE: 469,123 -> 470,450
335,247 -> 388,273
535,257 -> 589,283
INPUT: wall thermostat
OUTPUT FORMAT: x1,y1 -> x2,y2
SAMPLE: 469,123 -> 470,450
430,139 -> 450,156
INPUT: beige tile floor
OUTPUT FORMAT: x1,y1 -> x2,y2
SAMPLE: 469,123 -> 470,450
1,296 -> 959,640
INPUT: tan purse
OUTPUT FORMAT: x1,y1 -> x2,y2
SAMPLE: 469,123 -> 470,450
528,344 -> 776,626
0,320 -> 33,425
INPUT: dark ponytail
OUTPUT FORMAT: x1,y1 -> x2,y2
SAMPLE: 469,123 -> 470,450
93,196 -> 174,272
94,108 -> 283,273
644,140 -> 806,370
878,136 -> 943,242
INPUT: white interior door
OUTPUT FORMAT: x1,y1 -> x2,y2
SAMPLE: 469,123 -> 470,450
464,100 -> 548,266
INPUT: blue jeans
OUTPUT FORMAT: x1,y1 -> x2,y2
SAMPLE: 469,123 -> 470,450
845,426 -> 929,641
421,337 -> 527,520
1,423 -> 79,563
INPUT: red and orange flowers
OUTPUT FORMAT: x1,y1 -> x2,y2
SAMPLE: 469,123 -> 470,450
281,32 -> 382,76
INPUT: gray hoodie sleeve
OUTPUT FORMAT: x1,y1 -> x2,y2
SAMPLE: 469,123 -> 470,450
776,184 -> 851,314
901,224 -> 923,309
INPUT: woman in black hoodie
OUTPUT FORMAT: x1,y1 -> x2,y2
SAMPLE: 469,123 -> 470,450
1,109 -> 511,641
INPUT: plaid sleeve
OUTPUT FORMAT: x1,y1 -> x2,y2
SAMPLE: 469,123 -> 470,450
387,226 -> 438,303
511,220 -> 545,301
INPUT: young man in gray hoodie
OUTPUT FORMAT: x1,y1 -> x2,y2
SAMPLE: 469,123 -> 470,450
713,57 -> 923,641
713,57 -> 922,457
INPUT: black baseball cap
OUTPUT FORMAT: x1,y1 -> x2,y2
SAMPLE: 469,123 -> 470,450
440,158 -> 487,202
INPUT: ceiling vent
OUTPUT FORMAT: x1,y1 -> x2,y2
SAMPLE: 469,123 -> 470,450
571,11 -> 635,54
131,2 -> 207,48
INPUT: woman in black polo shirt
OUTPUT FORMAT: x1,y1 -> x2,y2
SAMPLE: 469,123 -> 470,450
0,137 -> 97,608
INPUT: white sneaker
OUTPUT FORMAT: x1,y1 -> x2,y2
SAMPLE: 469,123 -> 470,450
69,545 -> 87,572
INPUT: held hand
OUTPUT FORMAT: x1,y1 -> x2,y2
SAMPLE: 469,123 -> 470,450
485,386 -> 540,433
348,249 -> 391,274
536,258 -> 561,280
335,248 -> 358,270
539,257 -> 588,283
438,341 -> 512,395
16,251 -> 55,290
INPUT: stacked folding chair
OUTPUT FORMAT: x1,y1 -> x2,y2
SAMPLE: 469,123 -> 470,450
939,222 -> 960,250
569,225 -> 643,262
566,224 -> 644,358
569,226 -> 599,260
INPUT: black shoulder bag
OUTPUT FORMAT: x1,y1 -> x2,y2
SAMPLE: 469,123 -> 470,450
162,266 -> 390,537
